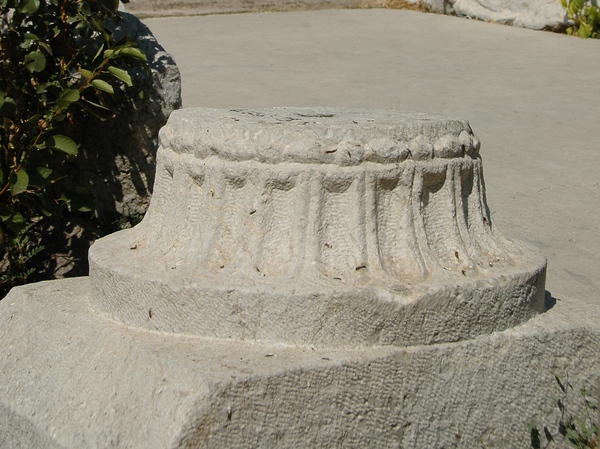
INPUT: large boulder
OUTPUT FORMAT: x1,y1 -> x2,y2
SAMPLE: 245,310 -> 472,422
74,11 -> 182,226
415,0 -> 568,30
43,12 -> 182,279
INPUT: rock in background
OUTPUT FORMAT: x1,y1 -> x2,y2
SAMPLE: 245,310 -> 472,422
125,0 -> 570,32
79,11 -> 182,225
396,0 -> 568,31
41,12 -> 181,280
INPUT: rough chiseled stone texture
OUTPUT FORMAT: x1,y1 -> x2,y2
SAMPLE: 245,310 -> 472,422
0,108 -> 596,449
89,108 -> 546,348
0,278 -> 598,448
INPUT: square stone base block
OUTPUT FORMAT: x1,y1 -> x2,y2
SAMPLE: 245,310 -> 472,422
0,278 -> 598,448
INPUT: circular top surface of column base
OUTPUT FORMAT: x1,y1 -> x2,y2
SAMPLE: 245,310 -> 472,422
89,108 -> 546,348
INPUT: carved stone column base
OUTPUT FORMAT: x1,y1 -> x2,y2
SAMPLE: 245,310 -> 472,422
89,108 -> 546,347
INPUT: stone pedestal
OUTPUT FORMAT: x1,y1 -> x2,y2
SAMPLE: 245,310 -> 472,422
90,108 -> 545,347
0,108 -> 598,449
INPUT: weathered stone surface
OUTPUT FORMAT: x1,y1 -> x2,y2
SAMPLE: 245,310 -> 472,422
3,108 -> 589,449
0,278 -> 598,448
89,108 -> 546,348
415,0 -> 567,30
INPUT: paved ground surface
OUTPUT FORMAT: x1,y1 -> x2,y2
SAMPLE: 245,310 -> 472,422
140,9 -> 599,307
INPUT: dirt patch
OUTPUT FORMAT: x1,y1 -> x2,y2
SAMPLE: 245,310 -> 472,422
124,0 -> 433,18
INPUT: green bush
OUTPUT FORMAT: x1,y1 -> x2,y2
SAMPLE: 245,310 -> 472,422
561,0 -> 600,38
0,0 -> 147,294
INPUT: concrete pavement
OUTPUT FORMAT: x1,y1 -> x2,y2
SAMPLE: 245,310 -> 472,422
142,9 -> 600,307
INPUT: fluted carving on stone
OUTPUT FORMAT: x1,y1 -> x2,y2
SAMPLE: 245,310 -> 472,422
89,108 -> 546,347
130,148 -> 515,286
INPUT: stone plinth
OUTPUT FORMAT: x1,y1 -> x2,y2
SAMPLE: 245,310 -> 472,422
89,108 -> 545,347
1,278 -> 599,449
2,108 -> 596,449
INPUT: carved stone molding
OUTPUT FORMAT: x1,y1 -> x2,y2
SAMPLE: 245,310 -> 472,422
89,108 -> 546,347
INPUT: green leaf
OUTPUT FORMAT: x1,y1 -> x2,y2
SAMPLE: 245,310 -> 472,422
578,21 -> 593,38
103,49 -> 115,60
0,95 -> 17,117
119,47 -> 147,62
18,0 -> 40,14
92,44 -> 105,64
569,0 -> 585,16
36,167 -> 53,179
107,66 -> 133,87
37,41 -> 53,56
9,211 -> 25,226
79,68 -> 94,79
20,33 -> 38,49
46,135 -> 79,155
90,79 -> 114,94
24,50 -> 46,73
25,115 -> 42,126
56,88 -> 80,109
68,187 -> 94,212
27,165 -> 53,188
53,112 -> 66,122
79,99 -> 115,120
36,80 -> 61,96
0,204 -> 13,221
10,169 -> 29,196
91,17 -> 110,42
78,0 -> 91,16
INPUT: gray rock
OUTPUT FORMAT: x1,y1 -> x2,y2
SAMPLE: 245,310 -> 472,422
416,0 -> 568,30
39,12 -> 181,280
73,12 -> 182,227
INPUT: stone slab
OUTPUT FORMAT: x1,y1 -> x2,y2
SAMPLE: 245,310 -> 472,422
1,277 -> 598,448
